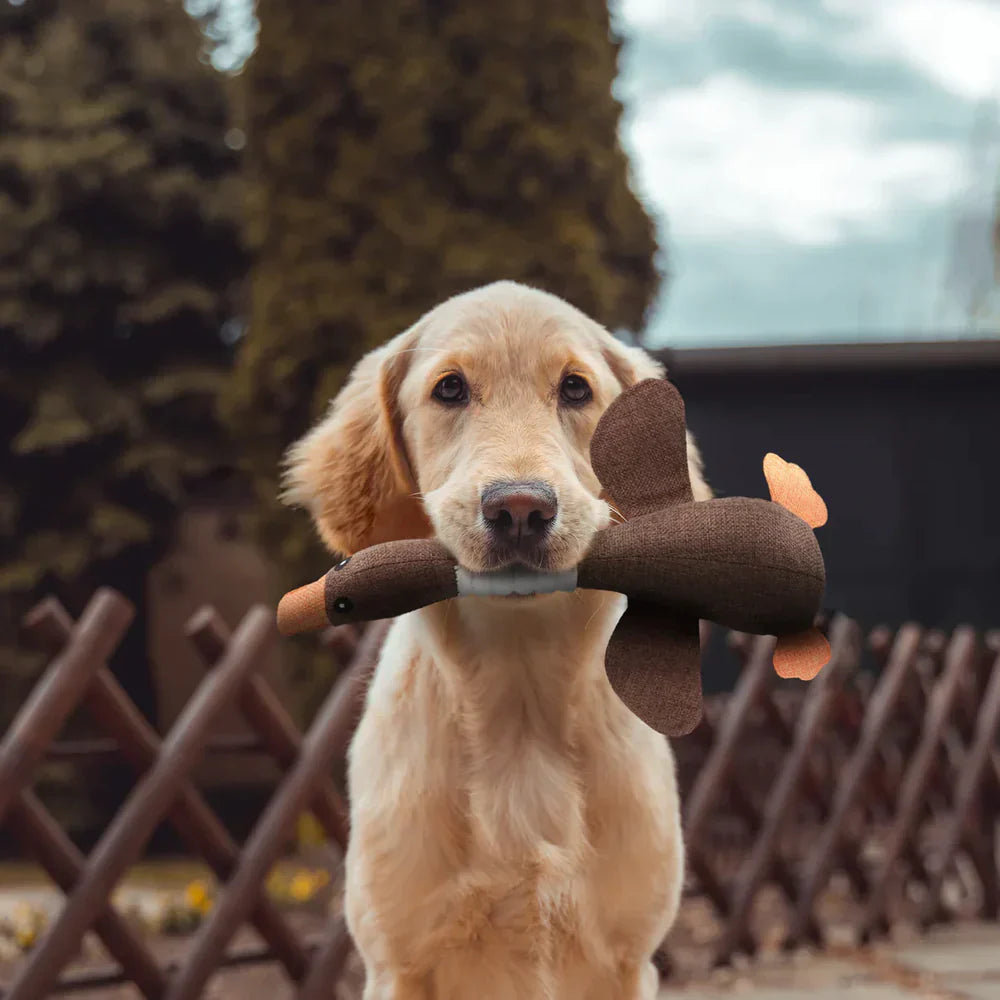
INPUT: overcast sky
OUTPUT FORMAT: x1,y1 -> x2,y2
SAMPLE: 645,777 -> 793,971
197,0 -> 1000,349
612,0 -> 1000,347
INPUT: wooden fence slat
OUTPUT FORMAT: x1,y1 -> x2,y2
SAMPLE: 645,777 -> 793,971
664,633 -> 782,975
22,598 -> 315,987
908,633 -> 958,821
712,614 -> 861,964
164,621 -> 391,1000
887,626 -> 981,913
184,607 -> 350,850
857,625 -> 978,941
319,623 -> 362,664
917,638 -> 1000,927
787,623 -> 923,945
44,734 -> 265,760
0,591 -> 133,823
885,637 -> 949,882
695,711 -> 808,924
931,639 -> 1000,920
684,634 -> 775,846
318,619 -> 390,767
852,635 -> 941,900
4,606 -> 284,1000
754,680 -> 871,908
296,917 -> 353,1000
677,634 -> 776,928
40,936 -> 325,995
5,790 -> 167,999
685,851 -> 733,918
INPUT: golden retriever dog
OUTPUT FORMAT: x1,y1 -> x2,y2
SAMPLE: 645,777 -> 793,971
283,282 -> 711,999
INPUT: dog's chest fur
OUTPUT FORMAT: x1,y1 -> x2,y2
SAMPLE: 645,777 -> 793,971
345,602 -> 682,997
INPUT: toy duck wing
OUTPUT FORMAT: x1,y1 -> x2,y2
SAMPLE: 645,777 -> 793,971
763,453 -> 827,528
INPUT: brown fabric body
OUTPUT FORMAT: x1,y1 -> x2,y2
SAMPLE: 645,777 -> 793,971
589,377 -> 705,735
323,538 -> 457,624
578,496 -> 825,635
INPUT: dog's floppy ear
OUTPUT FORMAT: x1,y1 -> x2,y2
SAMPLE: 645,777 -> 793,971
282,325 -> 432,556
600,336 -> 665,390
600,337 -> 712,502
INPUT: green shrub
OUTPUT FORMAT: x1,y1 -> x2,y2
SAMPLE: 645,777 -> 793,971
225,1 -> 662,710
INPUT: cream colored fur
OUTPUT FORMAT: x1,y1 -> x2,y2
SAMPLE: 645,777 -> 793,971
283,282 -> 712,1000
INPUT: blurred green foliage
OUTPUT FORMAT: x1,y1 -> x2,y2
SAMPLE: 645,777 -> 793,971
0,0 -> 247,718
224,0 -> 662,704
0,0 -> 662,728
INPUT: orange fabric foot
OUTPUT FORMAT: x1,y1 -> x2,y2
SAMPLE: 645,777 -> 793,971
773,627 -> 831,680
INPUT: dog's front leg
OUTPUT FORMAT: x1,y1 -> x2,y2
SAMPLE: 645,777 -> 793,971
362,969 -> 430,1000
611,960 -> 660,1000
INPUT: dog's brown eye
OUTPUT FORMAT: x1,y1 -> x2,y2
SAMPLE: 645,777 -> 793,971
432,373 -> 468,404
559,374 -> 592,405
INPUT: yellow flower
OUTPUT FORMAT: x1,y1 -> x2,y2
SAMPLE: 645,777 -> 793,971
266,868 -> 287,897
15,926 -> 37,949
184,880 -> 212,914
8,903 -> 46,951
288,872 -> 316,902
296,812 -> 326,848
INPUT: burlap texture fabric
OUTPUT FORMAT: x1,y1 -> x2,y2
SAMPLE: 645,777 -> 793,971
591,377 -> 693,518
578,498 -> 825,633
586,378 -> 826,735
323,538 -> 458,623
588,377 -> 705,736
604,603 -> 702,735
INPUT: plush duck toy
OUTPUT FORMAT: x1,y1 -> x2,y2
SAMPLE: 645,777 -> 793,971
277,378 -> 830,737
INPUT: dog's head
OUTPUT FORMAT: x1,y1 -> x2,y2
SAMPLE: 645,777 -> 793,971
283,282 -> 709,581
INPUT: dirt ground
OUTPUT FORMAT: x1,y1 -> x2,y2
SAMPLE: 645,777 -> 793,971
46,923 -> 1000,999
1,861 -> 997,999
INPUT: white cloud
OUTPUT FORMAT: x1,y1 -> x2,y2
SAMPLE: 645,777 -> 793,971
614,0 -> 705,37
625,74 -> 967,246
615,0 -> 816,42
617,0 -> 1000,102
826,0 -> 1000,101
614,0 -> 999,341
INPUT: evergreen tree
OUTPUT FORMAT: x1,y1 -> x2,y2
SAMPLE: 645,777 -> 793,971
226,0 -> 661,651
0,0 -> 247,719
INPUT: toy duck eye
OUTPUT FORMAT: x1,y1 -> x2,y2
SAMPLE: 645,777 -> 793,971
559,373 -> 592,405
432,373 -> 469,405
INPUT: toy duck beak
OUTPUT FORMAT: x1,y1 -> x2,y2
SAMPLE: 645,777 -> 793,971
276,578 -> 328,636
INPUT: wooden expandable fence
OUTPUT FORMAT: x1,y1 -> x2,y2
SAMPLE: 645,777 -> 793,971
0,590 -> 997,996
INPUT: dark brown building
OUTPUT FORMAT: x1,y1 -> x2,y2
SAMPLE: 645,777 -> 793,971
658,339 -> 1000,692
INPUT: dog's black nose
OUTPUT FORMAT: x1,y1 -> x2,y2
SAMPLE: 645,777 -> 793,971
481,481 -> 557,552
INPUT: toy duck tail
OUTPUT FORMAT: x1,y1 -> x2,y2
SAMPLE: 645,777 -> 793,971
763,453 -> 828,528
